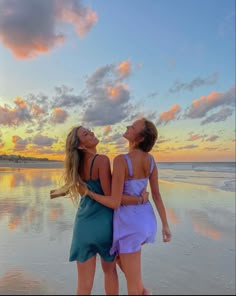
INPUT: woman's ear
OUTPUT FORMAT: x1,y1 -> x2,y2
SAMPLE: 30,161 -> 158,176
139,137 -> 144,143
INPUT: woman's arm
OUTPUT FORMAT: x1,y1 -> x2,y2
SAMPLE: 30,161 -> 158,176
97,155 -> 148,207
89,155 -> 126,209
122,190 -> 149,205
149,165 -> 171,242
50,187 -> 69,199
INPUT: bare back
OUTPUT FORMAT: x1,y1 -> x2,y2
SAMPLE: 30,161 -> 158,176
123,151 -> 154,180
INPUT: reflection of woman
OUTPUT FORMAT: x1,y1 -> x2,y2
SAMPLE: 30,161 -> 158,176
50,126 -> 148,295
87,118 -> 172,295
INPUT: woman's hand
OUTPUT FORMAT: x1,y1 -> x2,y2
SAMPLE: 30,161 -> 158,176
50,189 -> 64,199
50,189 -> 68,199
162,225 -> 172,242
140,188 -> 149,203
78,184 -> 88,197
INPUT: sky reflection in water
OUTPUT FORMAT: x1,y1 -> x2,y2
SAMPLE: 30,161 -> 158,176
0,168 -> 235,295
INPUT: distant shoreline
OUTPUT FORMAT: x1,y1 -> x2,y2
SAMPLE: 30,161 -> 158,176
0,160 -> 63,169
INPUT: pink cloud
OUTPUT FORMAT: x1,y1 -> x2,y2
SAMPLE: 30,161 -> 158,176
186,85 -> 235,118
0,0 -> 97,59
157,104 -> 181,125
187,134 -> 204,141
57,0 -> 98,37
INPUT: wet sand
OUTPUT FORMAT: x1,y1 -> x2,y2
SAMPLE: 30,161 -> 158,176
0,166 -> 235,295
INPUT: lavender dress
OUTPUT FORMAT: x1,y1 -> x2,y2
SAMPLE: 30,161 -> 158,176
110,154 -> 158,255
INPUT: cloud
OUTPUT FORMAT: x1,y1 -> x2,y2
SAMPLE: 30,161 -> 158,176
104,125 -> 111,135
157,104 -> 181,125
201,108 -> 234,125
187,134 -> 204,141
178,144 -> 198,150
147,92 -> 159,99
32,135 -> 57,146
0,97 -> 32,126
185,85 -> 235,119
116,61 -> 132,78
0,131 -> 4,149
50,108 -> 69,123
205,135 -> 219,142
82,62 -> 134,125
52,85 -> 84,108
0,0 -> 97,59
12,136 -> 29,151
169,72 -> 219,93
56,0 -> 98,37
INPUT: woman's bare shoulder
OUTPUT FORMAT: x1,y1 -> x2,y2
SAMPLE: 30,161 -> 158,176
96,154 -> 110,165
114,154 -> 126,162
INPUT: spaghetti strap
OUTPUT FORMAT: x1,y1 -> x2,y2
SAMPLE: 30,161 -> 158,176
124,154 -> 133,177
89,154 -> 99,179
149,155 -> 155,174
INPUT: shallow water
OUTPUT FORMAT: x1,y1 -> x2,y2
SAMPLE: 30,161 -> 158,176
0,167 -> 235,295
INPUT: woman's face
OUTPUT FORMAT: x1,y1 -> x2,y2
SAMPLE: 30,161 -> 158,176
123,119 -> 145,143
77,127 -> 99,149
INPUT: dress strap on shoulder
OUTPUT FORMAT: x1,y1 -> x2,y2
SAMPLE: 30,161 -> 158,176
89,154 -> 99,179
123,154 -> 133,177
149,155 -> 155,174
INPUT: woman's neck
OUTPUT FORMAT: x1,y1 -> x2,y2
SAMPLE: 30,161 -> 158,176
84,148 -> 97,158
128,143 -> 141,153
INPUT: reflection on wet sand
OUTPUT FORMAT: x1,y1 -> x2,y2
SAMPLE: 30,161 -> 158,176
0,168 -> 63,189
0,167 -> 235,295
0,268 -> 52,295
188,208 -> 235,241
166,208 -> 180,226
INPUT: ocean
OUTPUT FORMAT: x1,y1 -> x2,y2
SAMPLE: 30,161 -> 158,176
157,162 -> 235,192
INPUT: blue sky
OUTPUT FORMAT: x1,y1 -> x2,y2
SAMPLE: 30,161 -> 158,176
0,0 -> 235,161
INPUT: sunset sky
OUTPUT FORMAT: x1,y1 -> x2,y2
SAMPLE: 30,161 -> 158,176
0,0 -> 235,162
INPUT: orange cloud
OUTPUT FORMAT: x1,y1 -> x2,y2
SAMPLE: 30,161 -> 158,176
51,108 -> 69,123
31,104 -> 45,117
107,87 -> 120,99
117,61 -> 132,78
158,104 -> 181,124
104,125 -> 111,135
106,83 -> 129,100
14,97 -> 27,108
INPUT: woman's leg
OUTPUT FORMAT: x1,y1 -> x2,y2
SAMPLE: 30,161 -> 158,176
119,250 -> 144,295
76,255 -> 96,295
116,254 -> 151,295
101,258 -> 119,295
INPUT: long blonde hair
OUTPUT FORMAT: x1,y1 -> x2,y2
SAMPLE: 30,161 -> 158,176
56,126 -> 87,206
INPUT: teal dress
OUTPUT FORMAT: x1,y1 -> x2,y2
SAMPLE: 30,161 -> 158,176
69,155 -> 115,263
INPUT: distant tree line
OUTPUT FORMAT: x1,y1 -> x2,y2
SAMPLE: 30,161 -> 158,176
0,154 -> 51,162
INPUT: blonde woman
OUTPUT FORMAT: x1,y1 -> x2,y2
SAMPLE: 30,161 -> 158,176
86,118 -> 172,295
50,126 -> 148,295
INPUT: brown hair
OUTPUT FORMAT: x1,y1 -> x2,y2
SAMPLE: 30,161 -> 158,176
137,118 -> 158,152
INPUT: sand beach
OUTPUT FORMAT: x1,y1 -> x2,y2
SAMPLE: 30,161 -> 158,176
0,162 -> 235,295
